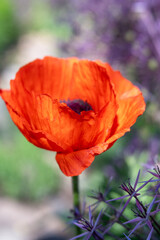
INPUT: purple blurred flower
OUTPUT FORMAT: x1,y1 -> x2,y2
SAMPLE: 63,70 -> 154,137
148,165 -> 160,179
58,0 -> 160,100
143,138 -> 160,170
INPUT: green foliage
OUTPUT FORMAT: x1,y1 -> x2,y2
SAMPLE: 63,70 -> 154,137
27,0 -> 71,40
0,133 -> 60,201
0,0 -> 20,54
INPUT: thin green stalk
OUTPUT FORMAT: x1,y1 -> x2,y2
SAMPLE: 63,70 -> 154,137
72,175 -> 81,235
72,176 -> 80,210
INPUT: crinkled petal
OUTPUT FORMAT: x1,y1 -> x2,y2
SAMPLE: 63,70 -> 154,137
14,57 -> 115,112
106,94 -> 145,145
71,60 -> 116,111
97,60 -> 141,99
56,143 -> 109,176
0,90 -> 65,152
14,56 -> 78,100
95,60 -> 146,146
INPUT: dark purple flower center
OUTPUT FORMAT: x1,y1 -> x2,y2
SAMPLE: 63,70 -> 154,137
61,99 -> 93,114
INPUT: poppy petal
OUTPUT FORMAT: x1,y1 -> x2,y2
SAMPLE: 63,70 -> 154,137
96,60 -> 141,99
96,61 -> 145,146
106,93 -> 145,145
105,64 -> 142,98
71,60 -> 116,112
14,56 -> 79,100
0,89 -> 27,130
106,67 -> 146,141
0,90 -> 65,152
56,143 -> 109,176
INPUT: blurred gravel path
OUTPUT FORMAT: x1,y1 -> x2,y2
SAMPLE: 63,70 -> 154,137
0,195 -> 71,240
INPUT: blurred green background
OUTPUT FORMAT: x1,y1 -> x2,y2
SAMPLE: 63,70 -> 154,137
0,0 -> 70,202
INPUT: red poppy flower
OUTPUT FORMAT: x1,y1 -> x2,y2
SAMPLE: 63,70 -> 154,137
0,57 -> 145,176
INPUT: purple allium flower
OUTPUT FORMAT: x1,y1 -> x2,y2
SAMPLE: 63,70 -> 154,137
120,181 -> 140,197
148,165 -> 160,191
70,207 -> 104,240
69,200 -> 86,220
123,233 -> 132,240
88,178 -> 112,210
69,168 -> 160,239
106,171 -> 152,203
124,194 -> 160,237
88,191 -> 107,212
104,170 -> 154,231
148,165 -> 160,179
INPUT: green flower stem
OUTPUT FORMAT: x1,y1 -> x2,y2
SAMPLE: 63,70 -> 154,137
72,175 -> 81,235
72,176 -> 80,210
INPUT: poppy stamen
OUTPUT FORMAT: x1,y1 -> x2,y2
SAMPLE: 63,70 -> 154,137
61,99 -> 93,114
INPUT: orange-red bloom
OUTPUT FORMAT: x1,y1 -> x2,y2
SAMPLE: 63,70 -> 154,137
0,57 -> 145,176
